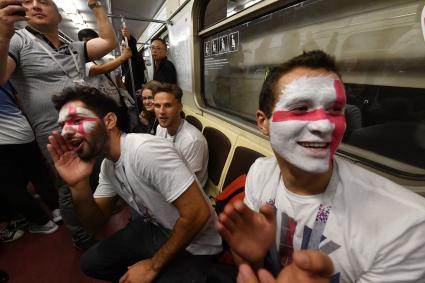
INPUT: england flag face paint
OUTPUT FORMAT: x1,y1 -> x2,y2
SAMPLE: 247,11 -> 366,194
269,75 -> 346,173
58,104 -> 98,137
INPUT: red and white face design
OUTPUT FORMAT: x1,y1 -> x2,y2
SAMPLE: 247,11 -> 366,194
269,75 -> 346,173
58,105 -> 98,137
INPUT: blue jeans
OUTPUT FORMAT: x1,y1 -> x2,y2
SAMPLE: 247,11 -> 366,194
81,218 -> 217,283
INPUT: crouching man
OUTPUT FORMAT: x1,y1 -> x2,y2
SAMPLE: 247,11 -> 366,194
218,50 -> 425,282
47,86 -> 221,283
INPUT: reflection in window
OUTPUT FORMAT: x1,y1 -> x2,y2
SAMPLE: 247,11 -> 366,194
200,0 -> 425,177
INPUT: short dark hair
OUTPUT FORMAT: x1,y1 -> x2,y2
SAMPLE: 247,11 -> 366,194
52,86 -> 122,129
78,28 -> 99,41
151,37 -> 167,49
154,83 -> 183,102
259,50 -> 341,118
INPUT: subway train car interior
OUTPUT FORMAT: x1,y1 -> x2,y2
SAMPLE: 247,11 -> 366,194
1,0 -> 424,282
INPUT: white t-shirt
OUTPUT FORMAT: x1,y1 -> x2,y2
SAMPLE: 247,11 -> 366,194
156,120 -> 209,187
245,156 -> 425,283
94,133 -> 221,255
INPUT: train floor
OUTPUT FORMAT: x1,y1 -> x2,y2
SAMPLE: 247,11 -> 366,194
0,204 -> 130,283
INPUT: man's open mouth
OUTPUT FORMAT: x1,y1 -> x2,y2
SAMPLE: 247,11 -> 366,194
297,142 -> 329,149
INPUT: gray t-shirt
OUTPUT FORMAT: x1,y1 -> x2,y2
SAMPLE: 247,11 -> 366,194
9,27 -> 87,136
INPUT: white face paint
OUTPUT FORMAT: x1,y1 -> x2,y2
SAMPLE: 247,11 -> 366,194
58,105 -> 98,137
269,75 -> 346,173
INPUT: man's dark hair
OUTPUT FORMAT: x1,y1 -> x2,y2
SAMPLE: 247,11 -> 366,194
78,28 -> 99,41
151,37 -> 167,49
259,50 -> 341,118
154,83 -> 183,102
52,86 -> 123,130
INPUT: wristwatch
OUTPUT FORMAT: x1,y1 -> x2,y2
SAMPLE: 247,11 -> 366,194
88,1 -> 102,9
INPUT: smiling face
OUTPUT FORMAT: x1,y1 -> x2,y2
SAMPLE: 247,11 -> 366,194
142,89 -> 154,112
267,68 -> 346,173
22,0 -> 62,30
58,101 -> 107,160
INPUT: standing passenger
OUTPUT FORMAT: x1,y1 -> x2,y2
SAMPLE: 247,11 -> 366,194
0,0 -> 117,250
154,83 -> 209,188
217,50 -> 425,282
121,26 -> 147,95
47,86 -> 221,283
151,38 -> 177,84
0,81 -> 59,235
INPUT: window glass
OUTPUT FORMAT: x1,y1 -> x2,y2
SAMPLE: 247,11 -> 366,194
201,0 -> 425,177
202,0 -> 265,29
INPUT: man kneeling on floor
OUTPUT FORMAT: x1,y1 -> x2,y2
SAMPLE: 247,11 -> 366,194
47,86 -> 221,283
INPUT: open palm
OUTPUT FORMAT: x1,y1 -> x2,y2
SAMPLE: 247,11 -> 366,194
47,132 -> 95,187
218,200 -> 276,264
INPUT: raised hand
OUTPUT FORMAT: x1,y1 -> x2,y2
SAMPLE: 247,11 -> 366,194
217,200 -> 276,265
0,0 -> 27,40
47,132 -> 95,187
121,46 -> 132,60
237,250 -> 334,283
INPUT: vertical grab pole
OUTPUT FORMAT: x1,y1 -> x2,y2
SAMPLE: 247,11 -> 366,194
121,17 -> 140,115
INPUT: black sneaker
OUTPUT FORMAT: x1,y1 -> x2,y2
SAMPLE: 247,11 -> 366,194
0,270 -> 9,283
0,225 -> 24,243
9,215 -> 28,230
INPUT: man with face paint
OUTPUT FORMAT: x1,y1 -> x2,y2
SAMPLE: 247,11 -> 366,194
217,50 -> 425,282
48,86 -> 221,283
0,0 -> 117,250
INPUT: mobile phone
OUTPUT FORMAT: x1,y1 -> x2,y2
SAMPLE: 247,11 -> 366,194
12,10 -> 26,17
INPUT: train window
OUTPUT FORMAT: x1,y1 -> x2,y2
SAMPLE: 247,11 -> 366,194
200,0 -> 425,178
202,0 -> 265,29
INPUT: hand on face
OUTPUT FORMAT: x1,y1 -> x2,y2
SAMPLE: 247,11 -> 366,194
0,0 -> 27,40
217,200 -> 276,265
119,259 -> 158,283
236,250 -> 334,283
47,131 -> 95,187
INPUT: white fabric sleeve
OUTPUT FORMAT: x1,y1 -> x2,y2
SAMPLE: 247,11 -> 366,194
358,220 -> 425,283
244,162 -> 259,211
85,62 -> 94,77
181,139 -> 204,173
134,139 -> 195,203
93,160 -> 117,198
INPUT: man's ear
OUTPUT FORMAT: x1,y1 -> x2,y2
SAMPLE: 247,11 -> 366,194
256,110 -> 269,136
103,112 -> 117,130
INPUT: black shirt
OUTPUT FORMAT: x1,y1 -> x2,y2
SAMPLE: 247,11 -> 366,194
153,58 -> 177,84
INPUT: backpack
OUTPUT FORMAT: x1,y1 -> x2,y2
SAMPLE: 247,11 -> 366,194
214,174 -> 246,265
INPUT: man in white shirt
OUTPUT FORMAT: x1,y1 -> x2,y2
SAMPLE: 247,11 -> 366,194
154,83 -> 209,187
47,86 -> 221,283
217,50 -> 425,283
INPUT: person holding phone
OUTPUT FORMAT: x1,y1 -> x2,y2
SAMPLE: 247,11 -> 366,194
0,0 -> 117,250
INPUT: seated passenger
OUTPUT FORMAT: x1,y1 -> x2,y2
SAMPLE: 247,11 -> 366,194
133,80 -> 162,134
47,86 -> 221,283
154,83 -> 209,188
217,50 -> 425,282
